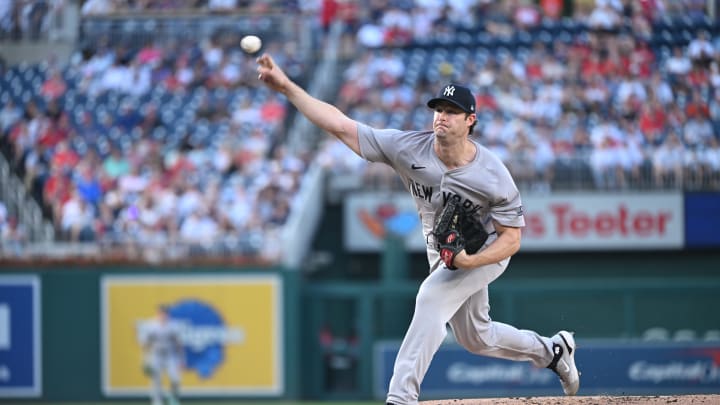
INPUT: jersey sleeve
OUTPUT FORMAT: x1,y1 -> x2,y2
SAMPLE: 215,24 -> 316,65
357,122 -> 403,164
491,189 -> 526,228
489,164 -> 526,228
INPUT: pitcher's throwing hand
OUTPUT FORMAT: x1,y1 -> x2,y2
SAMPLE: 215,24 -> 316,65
256,54 -> 290,93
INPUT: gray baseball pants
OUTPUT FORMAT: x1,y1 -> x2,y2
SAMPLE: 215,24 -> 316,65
386,258 -> 555,405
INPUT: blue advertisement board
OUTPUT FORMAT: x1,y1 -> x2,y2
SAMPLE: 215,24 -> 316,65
684,192 -> 720,247
0,275 -> 41,397
374,340 -> 720,399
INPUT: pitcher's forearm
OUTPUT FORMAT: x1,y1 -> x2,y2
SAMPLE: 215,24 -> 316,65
257,53 -> 361,153
468,232 -> 520,266
284,80 -> 360,154
455,227 -> 521,269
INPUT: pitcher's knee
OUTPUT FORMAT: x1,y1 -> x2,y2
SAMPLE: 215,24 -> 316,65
455,324 -> 497,353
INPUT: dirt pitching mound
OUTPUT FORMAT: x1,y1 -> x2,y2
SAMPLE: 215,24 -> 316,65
420,395 -> 719,404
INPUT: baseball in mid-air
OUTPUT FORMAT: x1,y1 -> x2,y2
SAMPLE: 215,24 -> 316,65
240,35 -> 262,54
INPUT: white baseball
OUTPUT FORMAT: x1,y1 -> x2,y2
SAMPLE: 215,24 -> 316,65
240,35 -> 262,54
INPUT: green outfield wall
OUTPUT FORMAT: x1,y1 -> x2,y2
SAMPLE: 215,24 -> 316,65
0,267 -> 299,402
1,252 -> 719,402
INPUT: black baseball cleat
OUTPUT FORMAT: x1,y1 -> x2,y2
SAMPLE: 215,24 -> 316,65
547,330 -> 580,396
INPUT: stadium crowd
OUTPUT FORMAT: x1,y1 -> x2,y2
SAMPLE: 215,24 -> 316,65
318,0 -> 720,193
2,0 -> 720,259
1,19 -> 309,260
0,0 -> 298,43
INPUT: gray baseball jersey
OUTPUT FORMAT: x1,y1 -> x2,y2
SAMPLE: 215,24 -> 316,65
357,122 -> 553,405
357,123 -> 525,270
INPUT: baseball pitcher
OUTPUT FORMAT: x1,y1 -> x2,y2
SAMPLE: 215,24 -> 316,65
256,54 -> 580,405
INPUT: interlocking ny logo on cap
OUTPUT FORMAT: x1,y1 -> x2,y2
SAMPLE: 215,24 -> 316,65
427,83 -> 475,113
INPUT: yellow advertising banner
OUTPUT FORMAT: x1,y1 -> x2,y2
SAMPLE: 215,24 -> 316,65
101,274 -> 283,396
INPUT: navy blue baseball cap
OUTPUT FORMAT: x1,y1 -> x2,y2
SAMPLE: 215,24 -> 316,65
427,84 -> 476,114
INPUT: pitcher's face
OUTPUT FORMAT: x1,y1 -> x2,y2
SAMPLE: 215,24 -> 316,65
432,101 -> 475,139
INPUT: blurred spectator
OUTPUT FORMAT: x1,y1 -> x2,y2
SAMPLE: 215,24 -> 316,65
0,0 -> 12,38
709,89 -> 720,123
587,0 -> 622,33
356,17 -> 386,48
474,86 -> 498,112
40,69 -> 67,102
74,162 -> 103,207
179,206 -> 219,251
50,139 -> 78,172
652,131 -> 686,188
648,71 -> 674,106
1,214 -> 28,256
260,93 -> 287,128
208,0 -> 237,13
445,0 -> 478,28
512,0 -> 541,30
540,0 -> 563,20
380,5 -> 413,46
175,181 -> 202,221
687,30 -> 715,69
0,99 -> 23,134
615,71 -> 647,110
685,89 -> 710,119
625,38 -> 655,78
625,2 -> 653,37
638,99 -> 666,145
409,4 -> 436,40
99,57 -> 134,94
507,129 -> 537,188
590,135 -> 624,189
136,39 -> 164,66
682,114 -> 714,149
81,0 -> 117,16
117,164 -> 148,199
617,118 -> 647,187
710,62 -> 720,90
232,97 -> 262,126
42,163 -> 70,220
134,192 -> 169,248
665,45 -> 692,80
60,187 -> 96,241
582,74 -> 610,113
102,146 -> 130,180
700,136 -> 720,189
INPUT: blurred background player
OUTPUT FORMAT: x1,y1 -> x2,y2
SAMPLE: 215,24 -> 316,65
137,304 -> 184,405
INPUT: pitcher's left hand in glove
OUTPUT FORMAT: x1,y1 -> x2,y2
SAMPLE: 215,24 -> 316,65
432,198 -> 489,270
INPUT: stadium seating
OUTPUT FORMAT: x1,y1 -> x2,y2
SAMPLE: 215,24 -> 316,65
324,6 -> 720,194
3,1 -> 720,259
